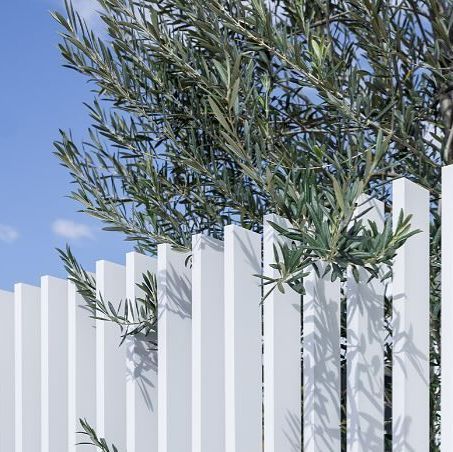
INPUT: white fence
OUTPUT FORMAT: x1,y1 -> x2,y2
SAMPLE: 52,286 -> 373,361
1,171 -> 453,451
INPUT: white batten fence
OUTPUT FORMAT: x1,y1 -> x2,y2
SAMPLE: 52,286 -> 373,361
126,252 -> 158,452
157,245 -> 192,452
41,276 -> 68,452
96,260 -> 127,450
2,172 -> 453,452
0,289 -> 14,452
263,215 -> 301,452
346,197 -> 385,451
392,179 -> 430,450
68,278 -> 96,452
192,235 -> 225,452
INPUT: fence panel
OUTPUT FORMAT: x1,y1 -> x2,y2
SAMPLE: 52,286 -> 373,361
224,225 -> 262,452
346,197 -> 386,451
68,279 -> 96,452
14,283 -> 41,452
0,290 -> 14,452
263,215 -> 302,452
96,260 -> 127,451
0,175 -> 445,451
192,235 -> 225,452
41,276 -> 68,452
157,244 -> 192,452
303,263 -> 341,451
392,178 -> 430,451
442,164 -> 453,450
126,252 -> 158,452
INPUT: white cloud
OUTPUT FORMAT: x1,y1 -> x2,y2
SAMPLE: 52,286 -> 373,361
71,0 -> 101,26
52,219 -> 94,240
53,0 -> 103,30
0,225 -> 19,243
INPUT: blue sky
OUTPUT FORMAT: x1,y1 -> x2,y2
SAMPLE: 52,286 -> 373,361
0,0 -> 131,289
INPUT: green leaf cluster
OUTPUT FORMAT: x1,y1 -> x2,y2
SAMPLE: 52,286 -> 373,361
78,419 -> 119,452
59,245 -> 157,344
52,0 -> 453,447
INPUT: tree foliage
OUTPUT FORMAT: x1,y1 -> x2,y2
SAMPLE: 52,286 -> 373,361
78,418 -> 119,452
53,0 -> 453,448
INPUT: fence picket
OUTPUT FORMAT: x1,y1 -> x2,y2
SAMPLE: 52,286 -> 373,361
126,252 -> 158,452
392,178 -> 430,451
303,263 -> 341,451
96,261 -> 127,450
224,225 -> 262,452
0,175 -> 444,451
157,244 -> 192,452
192,235 -> 225,452
0,290 -> 14,452
41,276 -> 68,452
68,279 -> 96,452
346,197 -> 385,451
14,283 -> 41,452
263,215 -> 302,452
442,164 -> 453,450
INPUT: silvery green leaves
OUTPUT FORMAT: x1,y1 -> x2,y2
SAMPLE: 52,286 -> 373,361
52,2 -> 452,446
52,0 -> 440,320
78,419 -> 120,452
58,246 -> 157,344
261,180 -> 418,298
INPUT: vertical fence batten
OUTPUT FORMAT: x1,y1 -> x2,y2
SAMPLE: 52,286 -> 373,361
224,225 -> 262,452
157,244 -> 192,452
192,235 -> 225,452
303,263 -> 341,451
126,252 -> 158,452
0,290 -> 14,452
68,279 -> 96,452
392,178 -> 430,451
96,260 -> 127,451
15,283 -> 41,452
442,164 -> 453,449
263,215 -> 302,452
41,276 -> 68,452
0,177 -> 445,451
347,197 -> 386,451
